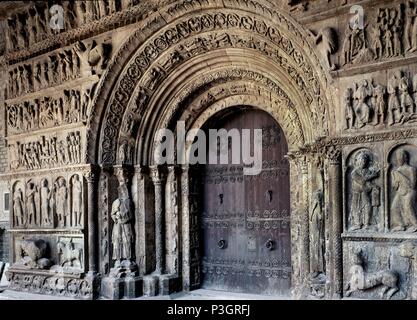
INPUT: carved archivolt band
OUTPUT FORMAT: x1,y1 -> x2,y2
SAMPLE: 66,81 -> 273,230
87,2 -> 334,166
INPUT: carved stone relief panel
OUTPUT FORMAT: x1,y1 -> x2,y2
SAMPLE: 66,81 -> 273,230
4,1 -> 130,54
52,236 -> 84,272
338,66 -> 417,134
7,129 -> 84,172
344,147 -> 383,232
6,87 -> 93,135
343,239 -> 416,300
10,172 -> 86,230
339,2 -> 417,69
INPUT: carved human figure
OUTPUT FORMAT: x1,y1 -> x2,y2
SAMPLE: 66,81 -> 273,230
310,190 -> 325,276
26,181 -> 38,226
56,178 -> 68,227
344,87 -> 354,129
71,175 -> 83,227
342,26 -> 352,65
391,150 -> 417,232
411,4 -> 417,53
372,83 -> 386,126
372,24 -> 383,60
405,1 -> 417,51
13,187 -> 25,226
40,179 -> 52,225
399,76 -> 414,119
111,181 -> 133,267
350,151 -> 380,231
354,80 -> 372,128
387,72 -> 402,125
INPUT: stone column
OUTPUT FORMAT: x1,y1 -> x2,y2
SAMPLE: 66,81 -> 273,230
299,156 -> 310,291
151,165 -> 167,275
181,165 -> 191,291
85,165 -> 99,274
326,146 -> 343,299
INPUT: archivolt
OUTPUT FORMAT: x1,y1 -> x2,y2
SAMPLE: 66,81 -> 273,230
86,0 -> 336,165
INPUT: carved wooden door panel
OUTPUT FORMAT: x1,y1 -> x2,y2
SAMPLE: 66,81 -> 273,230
201,108 -> 291,296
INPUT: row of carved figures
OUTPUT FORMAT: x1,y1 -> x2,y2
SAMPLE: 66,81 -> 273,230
5,0 -> 138,52
342,2 -> 417,66
347,147 -> 417,233
13,176 -> 83,229
7,49 -> 81,99
344,71 -> 417,129
7,89 -> 91,135
8,131 -> 81,171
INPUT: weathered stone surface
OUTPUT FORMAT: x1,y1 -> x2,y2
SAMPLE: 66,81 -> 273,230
0,0 -> 417,300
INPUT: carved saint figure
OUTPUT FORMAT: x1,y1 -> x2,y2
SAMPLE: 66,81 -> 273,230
350,151 -> 380,231
71,175 -> 83,227
40,179 -> 52,225
26,181 -> 38,226
56,178 -> 68,227
111,184 -> 133,267
310,190 -> 325,276
391,150 -> 417,232
13,187 -> 25,226
312,27 -> 338,70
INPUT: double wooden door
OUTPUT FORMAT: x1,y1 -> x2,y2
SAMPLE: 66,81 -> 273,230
201,108 -> 291,296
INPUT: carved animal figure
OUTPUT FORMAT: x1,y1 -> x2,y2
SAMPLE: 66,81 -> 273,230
345,250 -> 399,299
57,241 -> 82,268
17,239 -> 51,269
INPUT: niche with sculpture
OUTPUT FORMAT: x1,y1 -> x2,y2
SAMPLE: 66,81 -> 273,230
345,148 -> 383,232
388,145 -> 417,233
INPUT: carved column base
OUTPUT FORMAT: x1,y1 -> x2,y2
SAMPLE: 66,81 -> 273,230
101,275 -> 143,300
159,274 -> 181,296
143,275 -> 159,297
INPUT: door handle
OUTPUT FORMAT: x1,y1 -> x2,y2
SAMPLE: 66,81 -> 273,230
265,239 -> 274,251
217,239 -> 226,249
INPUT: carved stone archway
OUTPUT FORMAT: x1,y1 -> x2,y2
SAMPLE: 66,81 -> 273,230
88,0 -> 338,299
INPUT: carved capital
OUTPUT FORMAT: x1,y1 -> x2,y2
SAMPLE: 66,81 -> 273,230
325,145 -> 342,165
150,165 -> 167,185
83,165 -> 100,183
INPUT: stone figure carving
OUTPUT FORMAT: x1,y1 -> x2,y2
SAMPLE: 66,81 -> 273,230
390,149 -> 417,232
26,181 -> 38,227
310,190 -> 325,276
40,179 -> 52,225
345,249 -> 399,299
388,71 -> 402,126
55,178 -> 68,227
372,83 -> 387,125
312,27 -> 338,70
110,174 -> 134,273
71,175 -> 83,227
57,240 -> 82,269
13,187 -> 25,227
353,80 -> 372,128
349,151 -> 380,231
344,87 -> 354,129
15,239 -> 52,269
399,76 -> 415,121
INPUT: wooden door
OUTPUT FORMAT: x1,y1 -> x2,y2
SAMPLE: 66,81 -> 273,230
201,108 -> 291,296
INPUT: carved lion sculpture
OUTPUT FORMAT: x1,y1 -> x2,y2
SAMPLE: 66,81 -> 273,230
17,239 -> 51,269
345,250 -> 399,299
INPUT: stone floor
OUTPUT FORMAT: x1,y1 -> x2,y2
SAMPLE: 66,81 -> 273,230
0,287 -> 288,300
